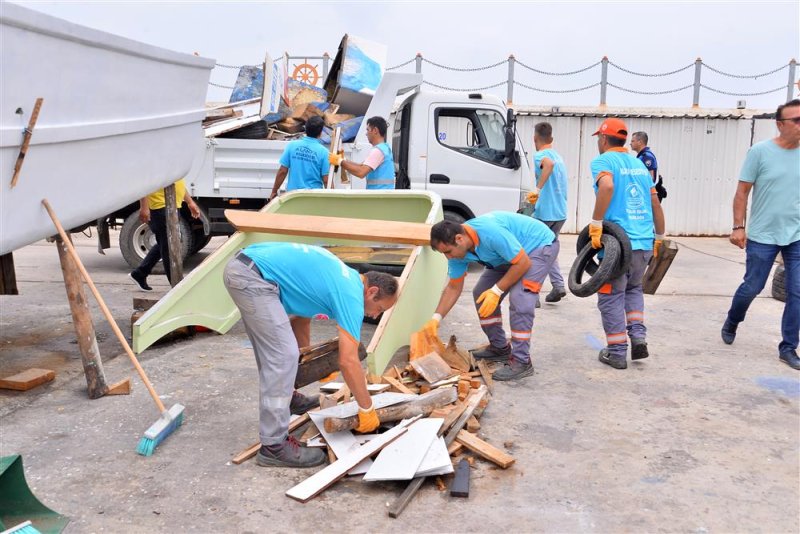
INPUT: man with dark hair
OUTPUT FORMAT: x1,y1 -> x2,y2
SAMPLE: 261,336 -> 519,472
223,242 -> 399,467
722,99 -> 800,370
526,122 -> 569,303
420,212 -> 558,381
589,118 -> 666,370
269,115 -> 330,201
630,131 -> 658,183
329,116 -> 395,189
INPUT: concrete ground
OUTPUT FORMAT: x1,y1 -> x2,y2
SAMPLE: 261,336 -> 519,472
1,231 -> 797,533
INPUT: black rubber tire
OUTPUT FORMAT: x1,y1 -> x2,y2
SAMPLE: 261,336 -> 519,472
576,221 -> 632,279
568,234 -> 623,298
119,210 -> 191,269
218,120 -> 269,139
190,228 -> 212,255
772,265 -> 786,302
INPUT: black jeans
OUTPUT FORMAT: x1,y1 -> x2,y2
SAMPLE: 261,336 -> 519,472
133,208 -> 171,282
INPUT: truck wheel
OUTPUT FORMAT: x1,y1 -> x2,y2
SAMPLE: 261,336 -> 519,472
568,234 -> 622,298
771,265 -> 786,302
119,211 -> 192,269
190,228 -> 212,255
444,210 -> 466,224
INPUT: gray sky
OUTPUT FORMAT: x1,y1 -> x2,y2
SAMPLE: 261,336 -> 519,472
12,0 -> 800,110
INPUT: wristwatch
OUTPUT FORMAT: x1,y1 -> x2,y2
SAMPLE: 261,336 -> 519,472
732,225 -> 745,230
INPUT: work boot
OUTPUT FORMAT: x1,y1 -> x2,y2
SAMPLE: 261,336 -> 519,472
256,436 -> 326,468
631,338 -> 649,360
779,350 -> 800,370
471,343 -> 512,362
721,320 -> 737,345
545,287 -> 567,303
129,271 -> 152,292
290,390 -> 319,415
492,358 -> 534,381
598,349 -> 627,370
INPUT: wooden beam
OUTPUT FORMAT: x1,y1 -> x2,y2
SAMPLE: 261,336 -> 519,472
476,360 -> 494,395
644,239 -> 678,295
455,430 -> 515,469
0,253 -> 18,295
383,376 -> 416,395
11,97 -> 43,188
163,184 -> 184,287
0,368 -> 55,391
224,210 -> 433,246
450,458 -> 470,498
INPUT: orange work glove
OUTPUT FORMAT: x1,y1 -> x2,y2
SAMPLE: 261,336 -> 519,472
355,403 -> 380,433
654,234 -> 664,258
421,314 -> 441,339
476,285 -> 503,318
329,152 -> 344,166
526,187 -> 540,207
589,220 -> 603,249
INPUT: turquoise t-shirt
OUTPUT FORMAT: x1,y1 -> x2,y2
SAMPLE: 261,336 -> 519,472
278,136 -> 331,190
590,148 -> 655,251
447,211 -> 555,280
242,243 -> 364,342
533,147 -> 568,222
739,139 -> 800,246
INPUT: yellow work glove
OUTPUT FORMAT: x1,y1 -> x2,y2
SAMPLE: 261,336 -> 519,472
329,152 -> 344,166
526,187 -> 540,207
476,284 -> 503,318
589,220 -> 603,249
421,314 -> 441,339
355,403 -> 380,433
654,234 -> 664,258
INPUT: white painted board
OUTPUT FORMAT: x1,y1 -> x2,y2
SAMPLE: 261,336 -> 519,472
363,418 -> 443,482
415,436 -> 453,477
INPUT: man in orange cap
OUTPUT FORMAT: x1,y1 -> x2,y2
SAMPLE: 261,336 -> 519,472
588,118 -> 666,370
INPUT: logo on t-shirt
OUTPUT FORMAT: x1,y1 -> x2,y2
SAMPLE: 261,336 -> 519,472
626,183 -> 646,211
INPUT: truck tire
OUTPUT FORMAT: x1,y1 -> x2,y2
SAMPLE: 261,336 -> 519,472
218,120 -> 269,140
575,221 -> 632,279
772,265 -> 786,302
190,228 -> 213,255
119,210 -> 191,269
568,234 -> 622,298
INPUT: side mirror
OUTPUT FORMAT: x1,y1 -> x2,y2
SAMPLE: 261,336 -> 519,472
504,108 -> 521,170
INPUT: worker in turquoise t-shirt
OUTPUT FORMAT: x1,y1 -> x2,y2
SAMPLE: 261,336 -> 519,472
419,211 -> 557,382
587,118 -> 665,371
330,116 -> 395,189
223,242 -> 399,467
269,116 -> 331,201
722,99 -> 800,370
526,122 -> 569,304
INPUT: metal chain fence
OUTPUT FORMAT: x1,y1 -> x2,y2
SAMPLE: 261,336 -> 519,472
609,61 -> 694,77
608,82 -> 694,95
515,81 -> 601,94
700,84 -> 787,97
515,59 -> 602,76
422,57 -> 506,72
701,62 -> 788,79
422,80 -> 507,91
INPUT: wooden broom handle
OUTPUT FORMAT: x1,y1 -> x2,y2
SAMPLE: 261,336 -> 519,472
42,199 -> 166,413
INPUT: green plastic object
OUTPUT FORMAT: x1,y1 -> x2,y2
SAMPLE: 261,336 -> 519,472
0,455 -> 69,533
132,190 -> 447,374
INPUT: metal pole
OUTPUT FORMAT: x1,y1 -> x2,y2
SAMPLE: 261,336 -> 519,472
787,59 -> 797,102
692,57 -> 702,108
600,56 -> 608,107
507,54 -> 515,104
415,53 -> 422,74
322,53 -> 329,81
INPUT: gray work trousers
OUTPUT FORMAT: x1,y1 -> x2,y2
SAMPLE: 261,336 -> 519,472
539,219 -> 566,289
596,250 -> 653,357
223,257 -> 298,446
473,242 -> 559,364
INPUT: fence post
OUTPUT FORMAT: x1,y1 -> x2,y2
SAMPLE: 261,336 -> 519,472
322,53 -> 329,81
692,57 -> 702,108
507,54 -> 515,104
415,53 -> 422,74
599,56 -> 608,107
788,58 -> 797,102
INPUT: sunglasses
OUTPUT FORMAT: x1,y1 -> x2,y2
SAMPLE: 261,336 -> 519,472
777,117 -> 800,124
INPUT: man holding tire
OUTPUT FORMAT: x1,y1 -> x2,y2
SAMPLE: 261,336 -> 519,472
589,118 -> 666,370
422,212 -> 557,381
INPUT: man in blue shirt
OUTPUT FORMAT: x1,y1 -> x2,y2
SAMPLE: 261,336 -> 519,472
527,122 -> 569,303
722,99 -> 800,370
223,242 -> 399,467
630,131 -> 658,183
330,116 -> 395,189
269,116 -> 331,201
588,118 -> 666,370
420,212 -> 557,381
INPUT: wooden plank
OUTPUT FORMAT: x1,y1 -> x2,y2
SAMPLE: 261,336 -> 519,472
440,335 -> 472,372
11,97 -> 43,188
410,352 -> 455,383
455,430 -> 515,469
415,436 -> 453,477
450,458 -> 470,498
447,441 -> 464,456
224,210 -> 433,246
466,416 -> 481,434
232,412 -> 311,465
0,368 -> 55,391
383,376 -> 416,395
363,418 -> 443,481
203,114 -> 261,138
0,253 -> 18,295
476,360 -> 495,395
644,239 -> 679,295
286,418 -> 415,502
295,343 -> 367,389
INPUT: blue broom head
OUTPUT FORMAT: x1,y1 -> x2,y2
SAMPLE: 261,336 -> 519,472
136,404 -> 185,457
6,521 -> 43,534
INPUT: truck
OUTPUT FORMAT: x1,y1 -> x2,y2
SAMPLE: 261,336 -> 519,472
100,72 -> 536,268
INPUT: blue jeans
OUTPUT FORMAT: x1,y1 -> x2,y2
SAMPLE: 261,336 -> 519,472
726,239 -> 800,354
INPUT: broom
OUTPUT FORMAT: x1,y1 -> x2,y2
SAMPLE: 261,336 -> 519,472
42,199 -> 183,456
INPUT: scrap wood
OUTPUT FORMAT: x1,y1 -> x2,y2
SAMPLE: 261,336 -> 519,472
434,476 -> 447,491
383,376 -> 415,395
410,330 -> 446,361
410,352 -> 455,383
455,430 -> 515,469
232,412 -> 313,465
320,382 -> 390,394
466,416 -> 481,434
476,360 -> 495,395
10,97 -> 43,189
644,239 -> 679,295
450,458 -> 470,497
447,442 -> 464,456
0,368 -> 54,391
440,335 -> 472,372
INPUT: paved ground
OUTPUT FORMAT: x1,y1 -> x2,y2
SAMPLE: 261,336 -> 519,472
1,231 -> 798,533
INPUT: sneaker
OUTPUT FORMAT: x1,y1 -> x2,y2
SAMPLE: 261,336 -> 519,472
631,338 -> 649,360
256,436 -> 326,468
545,287 -> 567,303
492,358 -> 534,381
598,348 -> 627,370
779,350 -> 800,370
290,390 -> 319,415
129,271 -> 152,292
471,343 -> 512,362
721,320 -> 737,345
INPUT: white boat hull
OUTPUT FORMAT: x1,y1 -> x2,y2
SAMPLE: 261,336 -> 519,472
0,3 -> 215,254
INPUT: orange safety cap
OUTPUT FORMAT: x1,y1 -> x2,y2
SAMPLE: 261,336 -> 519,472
593,118 -> 629,140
